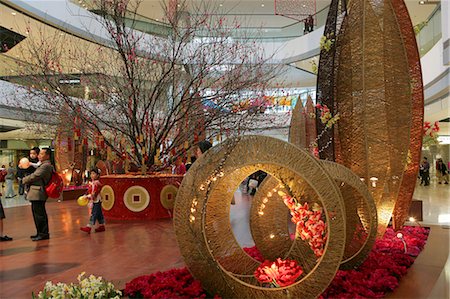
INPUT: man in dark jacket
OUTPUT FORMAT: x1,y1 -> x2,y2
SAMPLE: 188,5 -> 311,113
22,148 -> 53,241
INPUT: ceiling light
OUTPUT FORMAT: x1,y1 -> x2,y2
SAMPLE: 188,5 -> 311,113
419,0 -> 425,4
302,4 -> 306,7
11,12 -> 16,16
261,3 -> 265,7
219,3 -> 223,7
156,18 -> 159,21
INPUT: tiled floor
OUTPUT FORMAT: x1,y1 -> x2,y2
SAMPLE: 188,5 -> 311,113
413,181 -> 450,226
0,182 -> 449,298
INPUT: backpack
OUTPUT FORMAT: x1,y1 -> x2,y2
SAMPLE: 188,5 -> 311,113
0,169 -> 6,182
45,171 -> 64,198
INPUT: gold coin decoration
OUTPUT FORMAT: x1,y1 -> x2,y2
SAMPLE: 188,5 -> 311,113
160,184 -> 178,209
100,185 -> 115,211
123,186 -> 150,212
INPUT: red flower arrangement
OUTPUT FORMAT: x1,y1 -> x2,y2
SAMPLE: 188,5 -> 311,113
320,226 -> 429,298
254,258 -> 303,287
423,121 -> 440,147
124,267 -> 221,299
282,194 -> 327,257
125,226 -> 429,298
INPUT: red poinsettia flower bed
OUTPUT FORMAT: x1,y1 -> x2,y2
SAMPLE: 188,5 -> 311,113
124,226 -> 429,298
320,226 -> 429,298
124,268 -> 221,299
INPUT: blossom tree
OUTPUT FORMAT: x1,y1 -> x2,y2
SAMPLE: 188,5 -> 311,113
13,0 -> 276,170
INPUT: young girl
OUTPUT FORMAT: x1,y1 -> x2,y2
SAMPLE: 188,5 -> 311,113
80,168 -> 105,233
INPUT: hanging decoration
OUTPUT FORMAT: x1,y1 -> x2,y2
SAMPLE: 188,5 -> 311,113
274,0 -> 316,22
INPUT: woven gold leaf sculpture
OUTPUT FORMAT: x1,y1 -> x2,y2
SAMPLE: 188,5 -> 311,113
334,0 -> 412,236
390,0 -> 424,230
174,136 -> 346,298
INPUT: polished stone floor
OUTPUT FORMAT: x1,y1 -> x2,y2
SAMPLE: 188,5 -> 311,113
0,181 -> 449,298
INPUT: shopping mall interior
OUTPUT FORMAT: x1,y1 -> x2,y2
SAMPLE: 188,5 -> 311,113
0,0 -> 449,298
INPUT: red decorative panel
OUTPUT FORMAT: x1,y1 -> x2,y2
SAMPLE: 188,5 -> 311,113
100,174 -> 184,220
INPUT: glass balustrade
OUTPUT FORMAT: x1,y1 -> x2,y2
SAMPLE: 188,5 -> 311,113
416,4 -> 441,57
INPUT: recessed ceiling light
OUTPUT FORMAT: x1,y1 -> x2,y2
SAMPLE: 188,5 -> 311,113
261,3 -> 265,7
302,4 -> 306,7
219,3 -> 223,7
156,18 -> 159,21
11,12 -> 16,15
419,0 -> 425,4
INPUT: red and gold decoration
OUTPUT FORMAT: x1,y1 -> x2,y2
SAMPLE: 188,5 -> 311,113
100,185 -> 115,211
254,259 -> 303,287
174,136 -> 347,298
123,186 -> 150,212
100,174 -> 183,220
125,226 -> 430,298
160,184 -> 179,210
251,160 -> 377,271
282,195 -> 327,257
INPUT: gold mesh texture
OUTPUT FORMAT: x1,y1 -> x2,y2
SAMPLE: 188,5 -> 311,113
321,161 -> 377,269
251,161 -> 377,270
334,0 -> 412,237
289,99 -> 307,149
390,0 -> 424,230
174,136 -> 346,298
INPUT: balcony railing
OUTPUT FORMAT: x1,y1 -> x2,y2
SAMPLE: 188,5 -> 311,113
416,4 -> 441,57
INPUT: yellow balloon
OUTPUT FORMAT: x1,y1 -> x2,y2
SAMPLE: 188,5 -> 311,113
77,195 -> 88,206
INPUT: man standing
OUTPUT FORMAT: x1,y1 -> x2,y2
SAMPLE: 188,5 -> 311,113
421,157 -> 430,186
22,148 -> 53,241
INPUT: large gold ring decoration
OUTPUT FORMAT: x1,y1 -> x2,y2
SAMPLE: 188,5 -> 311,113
251,161 -> 377,270
174,136 -> 346,298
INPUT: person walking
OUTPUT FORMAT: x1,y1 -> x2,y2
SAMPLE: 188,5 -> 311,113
436,159 -> 449,184
22,148 -> 53,241
5,162 -> 16,198
80,168 -> 106,233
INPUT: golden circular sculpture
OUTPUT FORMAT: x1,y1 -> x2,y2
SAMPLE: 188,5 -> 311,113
100,185 -> 115,211
160,184 -> 178,209
174,136 -> 346,298
321,161 -> 377,269
123,186 -> 150,212
251,161 -> 377,270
